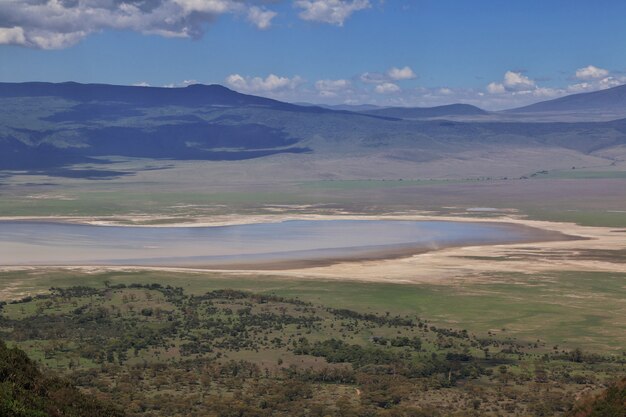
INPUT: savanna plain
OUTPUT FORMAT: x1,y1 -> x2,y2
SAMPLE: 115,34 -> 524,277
2,162 -> 626,417
1,81 -> 626,417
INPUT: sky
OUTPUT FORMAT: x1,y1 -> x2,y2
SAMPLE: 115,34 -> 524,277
0,0 -> 625,110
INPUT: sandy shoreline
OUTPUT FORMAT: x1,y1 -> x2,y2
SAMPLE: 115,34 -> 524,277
0,211 -> 601,229
1,213 -> 624,284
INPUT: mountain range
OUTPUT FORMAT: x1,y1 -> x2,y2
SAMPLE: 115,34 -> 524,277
0,81 -> 625,178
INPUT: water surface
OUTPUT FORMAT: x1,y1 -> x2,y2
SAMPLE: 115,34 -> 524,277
0,220 -> 559,268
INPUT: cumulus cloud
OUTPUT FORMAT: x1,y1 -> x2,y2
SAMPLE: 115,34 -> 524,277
0,0 -> 278,49
487,71 -> 536,94
387,66 -> 417,81
482,65 -> 626,108
360,66 -> 417,85
315,78 -> 351,97
374,82 -> 400,94
575,65 -> 609,80
568,76 -> 624,93
247,6 -> 277,30
502,71 -> 536,91
566,65 -> 625,93
486,82 -> 506,94
0,27 -> 26,45
225,73 -> 305,93
295,0 -> 370,26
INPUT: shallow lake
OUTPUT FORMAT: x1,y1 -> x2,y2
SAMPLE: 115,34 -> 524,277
0,219 -> 557,268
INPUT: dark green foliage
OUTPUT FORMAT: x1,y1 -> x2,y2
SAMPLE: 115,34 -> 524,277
295,338 -> 399,367
0,339 -> 124,417
2,284 -> 624,417
570,378 -> 626,417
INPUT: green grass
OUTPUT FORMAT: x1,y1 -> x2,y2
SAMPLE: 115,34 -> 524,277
0,189 -> 316,217
2,174 -> 626,227
2,269 -> 624,353
523,208 -> 626,227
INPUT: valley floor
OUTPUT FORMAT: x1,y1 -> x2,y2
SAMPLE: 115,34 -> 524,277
0,169 -> 625,416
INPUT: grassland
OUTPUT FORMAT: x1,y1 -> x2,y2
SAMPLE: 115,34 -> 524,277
2,281 -> 623,416
1,166 -> 625,226
2,269 -> 624,353
1,157 -> 625,416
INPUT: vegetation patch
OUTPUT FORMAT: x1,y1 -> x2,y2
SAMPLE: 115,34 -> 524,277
1,283 -> 624,416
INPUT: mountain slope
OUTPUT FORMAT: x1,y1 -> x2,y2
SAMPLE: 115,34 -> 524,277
509,84 -> 626,113
0,339 -> 124,416
1,82 -> 626,177
0,81 -> 299,110
363,103 -> 488,119
569,377 -> 626,417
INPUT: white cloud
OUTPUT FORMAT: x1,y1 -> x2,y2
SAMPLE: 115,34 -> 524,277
387,66 -> 417,81
361,66 -> 418,85
568,75 -> 625,93
567,82 -> 591,93
173,0 -> 239,14
247,6 -> 277,30
567,65 -> 625,93
0,26 -> 26,45
486,82 -> 506,94
132,81 -> 151,87
575,65 -> 609,80
315,79 -> 351,91
502,71 -> 536,92
295,0 -> 370,26
597,76 -> 624,89
315,79 -> 351,96
0,0 -> 278,49
374,82 -> 400,94
487,71 -> 536,94
225,73 -> 304,93
479,66 -> 626,108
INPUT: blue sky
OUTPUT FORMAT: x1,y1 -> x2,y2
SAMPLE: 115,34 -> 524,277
1,0 -> 625,109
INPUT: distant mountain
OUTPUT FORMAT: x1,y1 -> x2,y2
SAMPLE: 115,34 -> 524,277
0,81 -> 326,112
509,83 -> 626,113
362,104 -> 488,119
1,81 -> 626,178
304,103 -> 384,112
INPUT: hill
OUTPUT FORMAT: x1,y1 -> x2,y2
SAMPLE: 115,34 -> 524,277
1,82 -> 626,179
569,378 -> 626,417
0,81 -> 303,110
294,102 -> 383,112
1,283 -> 624,417
0,339 -> 124,417
362,103 -> 488,119
509,84 -> 626,113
